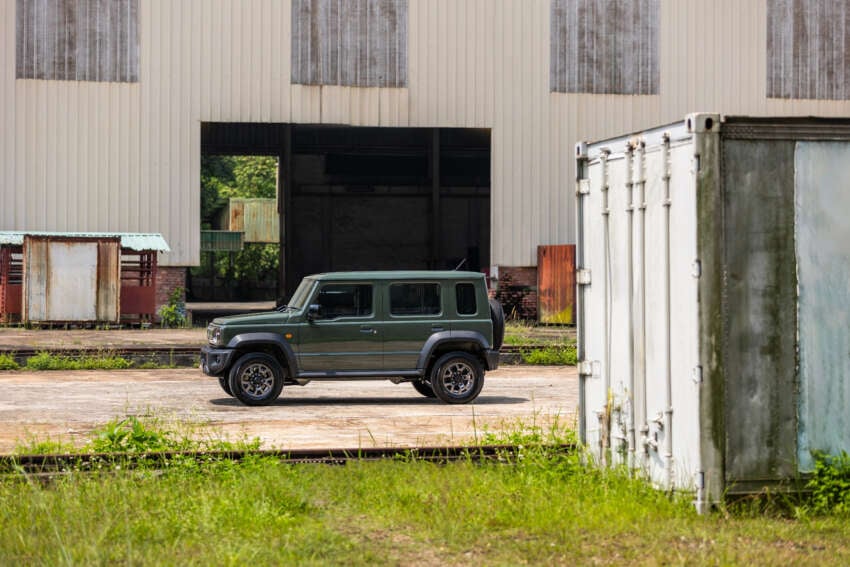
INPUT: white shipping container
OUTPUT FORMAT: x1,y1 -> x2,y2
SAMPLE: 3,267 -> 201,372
576,114 -> 850,510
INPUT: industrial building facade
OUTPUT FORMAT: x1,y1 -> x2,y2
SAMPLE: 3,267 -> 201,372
4,0 -> 850,313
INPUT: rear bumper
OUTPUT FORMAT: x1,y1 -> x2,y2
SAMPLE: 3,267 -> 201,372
484,349 -> 500,371
200,346 -> 236,376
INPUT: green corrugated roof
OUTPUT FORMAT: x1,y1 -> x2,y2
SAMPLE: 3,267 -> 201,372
0,232 -> 170,252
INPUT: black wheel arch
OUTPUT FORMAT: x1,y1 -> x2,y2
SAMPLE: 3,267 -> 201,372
225,333 -> 297,376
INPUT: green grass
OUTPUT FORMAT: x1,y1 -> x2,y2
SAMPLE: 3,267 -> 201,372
0,352 -> 180,371
1,419 -> 849,565
0,353 -> 19,371
24,351 -> 133,371
520,345 -> 578,365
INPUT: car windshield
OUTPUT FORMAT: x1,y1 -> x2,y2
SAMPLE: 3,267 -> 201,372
284,278 -> 315,311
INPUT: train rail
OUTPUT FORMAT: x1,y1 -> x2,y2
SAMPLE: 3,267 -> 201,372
1,444 -> 577,477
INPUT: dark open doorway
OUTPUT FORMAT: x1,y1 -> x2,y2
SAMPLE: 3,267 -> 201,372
201,124 -> 491,301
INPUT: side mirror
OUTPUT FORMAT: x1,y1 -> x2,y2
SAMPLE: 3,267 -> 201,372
307,304 -> 321,321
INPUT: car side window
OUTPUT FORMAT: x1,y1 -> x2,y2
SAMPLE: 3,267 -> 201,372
390,283 -> 441,316
455,283 -> 477,315
315,284 -> 373,319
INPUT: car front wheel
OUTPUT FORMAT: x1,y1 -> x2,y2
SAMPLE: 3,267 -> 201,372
430,352 -> 484,404
228,352 -> 284,406
218,375 -> 233,396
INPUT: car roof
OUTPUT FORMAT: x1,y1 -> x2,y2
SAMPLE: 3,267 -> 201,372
306,270 -> 486,282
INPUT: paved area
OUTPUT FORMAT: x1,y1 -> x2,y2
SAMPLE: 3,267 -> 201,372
0,327 -> 206,350
0,366 -> 578,452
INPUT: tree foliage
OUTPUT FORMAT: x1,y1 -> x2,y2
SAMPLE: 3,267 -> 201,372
200,155 -> 277,225
198,155 -> 279,287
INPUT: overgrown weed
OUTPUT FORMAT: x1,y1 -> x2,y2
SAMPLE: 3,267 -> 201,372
25,351 -> 132,371
0,353 -> 19,370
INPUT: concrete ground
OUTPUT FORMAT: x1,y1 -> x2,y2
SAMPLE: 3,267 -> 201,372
0,366 -> 578,453
0,327 -> 206,350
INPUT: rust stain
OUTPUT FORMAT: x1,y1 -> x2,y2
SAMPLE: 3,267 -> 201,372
537,244 -> 576,325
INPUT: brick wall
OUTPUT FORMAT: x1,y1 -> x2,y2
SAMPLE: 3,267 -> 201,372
155,267 -> 186,320
495,266 -> 538,320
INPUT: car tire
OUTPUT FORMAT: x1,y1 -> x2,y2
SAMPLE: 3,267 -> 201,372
489,298 -> 505,350
218,375 -> 233,396
228,352 -> 284,406
411,380 -> 436,398
430,352 -> 484,404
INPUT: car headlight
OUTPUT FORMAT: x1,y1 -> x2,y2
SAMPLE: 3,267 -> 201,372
207,324 -> 223,346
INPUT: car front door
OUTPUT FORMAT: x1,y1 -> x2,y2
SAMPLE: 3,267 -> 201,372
297,282 -> 382,372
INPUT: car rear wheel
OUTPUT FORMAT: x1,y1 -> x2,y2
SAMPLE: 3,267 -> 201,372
228,352 -> 284,406
430,352 -> 484,404
411,380 -> 436,398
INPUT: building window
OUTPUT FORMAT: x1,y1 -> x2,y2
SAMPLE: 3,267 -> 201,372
291,0 -> 408,88
768,0 -> 850,100
550,0 -> 659,95
16,0 -> 139,82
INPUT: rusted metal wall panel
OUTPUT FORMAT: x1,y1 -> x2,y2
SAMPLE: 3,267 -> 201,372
22,236 -> 121,322
16,0 -> 139,82
767,0 -> 850,100
537,244 -> 575,324
291,0 -> 407,87
550,0 -> 659,94
22,236 -> 49,322
96,239 -> 120,321
227,198 -> 280,243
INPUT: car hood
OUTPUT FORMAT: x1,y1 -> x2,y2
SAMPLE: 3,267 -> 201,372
211,310 -> 296,326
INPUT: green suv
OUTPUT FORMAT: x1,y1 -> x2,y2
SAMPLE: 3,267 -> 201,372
201,271 -> 504,406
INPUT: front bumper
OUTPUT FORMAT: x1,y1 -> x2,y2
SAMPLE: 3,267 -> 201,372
200,346 -> 236,376
484,349 -> 500,371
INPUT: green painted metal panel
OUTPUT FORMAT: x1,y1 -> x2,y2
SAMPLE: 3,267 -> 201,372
721,139 -> 799,482
200,231 -> 244,252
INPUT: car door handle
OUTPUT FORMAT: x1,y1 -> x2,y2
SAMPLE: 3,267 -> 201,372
360,327 -> 377,335
431,326 -> 445,332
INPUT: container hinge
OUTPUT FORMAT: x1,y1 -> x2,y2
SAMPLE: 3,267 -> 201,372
692,365 -> 703,384
578,361 -> 594,377
692,260 -> 702,278
577,179 -> 591,195
576,269 -> 592,285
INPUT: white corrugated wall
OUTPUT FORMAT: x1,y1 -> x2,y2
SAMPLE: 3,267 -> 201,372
3,0 -> 850,266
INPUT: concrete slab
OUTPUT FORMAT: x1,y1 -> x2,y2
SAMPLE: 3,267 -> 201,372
0,366 -> 578,452
0,327 -> 205,350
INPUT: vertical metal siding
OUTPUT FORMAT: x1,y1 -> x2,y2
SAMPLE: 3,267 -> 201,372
5,0 -> 850,268
16,0 -> 139,82
768,0 -> 850,100
550,0 -> 659,94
